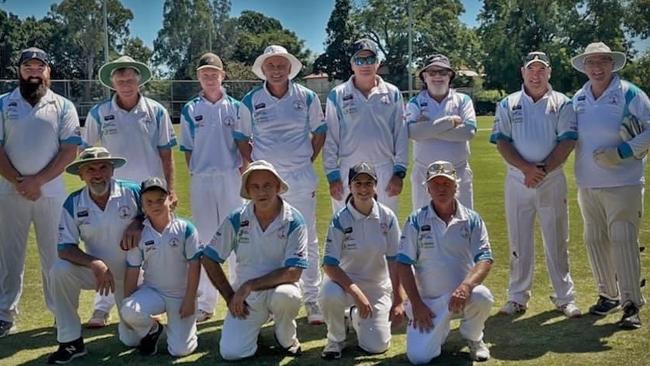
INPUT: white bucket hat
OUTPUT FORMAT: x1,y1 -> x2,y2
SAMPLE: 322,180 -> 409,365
571,42 -> 626,73
251,45 -> 303,81
240,160 -> 289,199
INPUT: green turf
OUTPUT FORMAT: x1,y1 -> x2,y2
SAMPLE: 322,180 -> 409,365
2,116 -> 649,365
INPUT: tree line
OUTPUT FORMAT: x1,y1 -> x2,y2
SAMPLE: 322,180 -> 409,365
1,0 -> 649,95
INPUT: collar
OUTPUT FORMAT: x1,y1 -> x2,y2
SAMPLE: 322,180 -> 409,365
111,93 -> 146,113
428,199 -> 467,223
9,87 -> 55,107
583,74 -> 621,100
346,199 -> 380,220
520,84 -> 553,104
423,88 -> 454,104
263,80 -> 294,100
200,88 -> 228,105
142,217 -> 174,235
346,75 -> 389,96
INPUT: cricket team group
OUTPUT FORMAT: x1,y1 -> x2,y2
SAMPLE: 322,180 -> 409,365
0,36 -> 648,364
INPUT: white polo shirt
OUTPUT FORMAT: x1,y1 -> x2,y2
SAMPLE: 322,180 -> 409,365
179,90 -> 242,173
490,87 -> 577,165
323,76 -> 408,182
573,76 -> 650,188
0,88 -> 82,197
126,217 -> 201,298
323,199 -> 400,292
397,202 -> 493,299
203,200 -> 308,289
235,81 -> 326,173
405,89 -> 476,166
83,95 -> 177,183
58,179 -> 141,278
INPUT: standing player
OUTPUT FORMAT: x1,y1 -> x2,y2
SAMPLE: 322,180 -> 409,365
397,161 -> 493,364
490,51 -> 581,318
121,177 -> 200,357
202,161 -> 307,360
406,54 -> 476,209
83,55 -> 177,327
0,47 -> 81,337
235,45 -> 326,324
47,147 -> 142,363
319,162 -> 405,360
180,52 -> 243,322
571,42 -> 650,328
323,38 -> 408,215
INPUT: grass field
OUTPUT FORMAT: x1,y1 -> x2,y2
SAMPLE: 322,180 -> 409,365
1,116 -> 649,365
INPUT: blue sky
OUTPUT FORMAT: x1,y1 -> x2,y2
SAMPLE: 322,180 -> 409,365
0,0 -> 484,54
2,0 -> 646,54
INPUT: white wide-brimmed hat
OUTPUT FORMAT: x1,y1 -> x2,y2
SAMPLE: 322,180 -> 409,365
99,55 -> 152,90
240,160 -> 289,199
571,42 -> 626,73
251,45 -> 302,81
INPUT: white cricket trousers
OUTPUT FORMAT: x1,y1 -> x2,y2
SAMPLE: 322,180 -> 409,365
279,165 -> 321,304
578,184 -> 645,307
0,193 -> 62,322
191,171 -> 242,314
504,168 -> 576,306
405,285 -> 493,365
50,259 -> 140,343
120,286 -> 198,356
411,161 -> 473,211
318,279 -> 392,354
331,161 -> 399,216
219,283 -> 302,361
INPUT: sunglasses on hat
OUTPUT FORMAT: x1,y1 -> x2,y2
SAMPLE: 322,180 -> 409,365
352,55 -> 378,66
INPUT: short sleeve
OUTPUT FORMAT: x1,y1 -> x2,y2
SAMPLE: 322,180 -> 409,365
322,215 -> 345,266
179,103 -> 194,152
57,196 -> 80,251
283,211 -> 308,268
469,213 -> 493,263
385,210 -> 401,260
183,220 -> 202,261
396,213 -> 419,265
58,98 -> 82,145
234,92 -> 254,141
307,91 -> 326,134
155,104 -> 176,149
489,98 -> 513,143
126,247 -> 143,268
557,96 -> 578,141
203,213 -> 237,263
83,106 -> 101,148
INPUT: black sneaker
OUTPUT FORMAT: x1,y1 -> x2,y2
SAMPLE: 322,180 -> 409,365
274,334 -> 302,357
47,337 -> 87,364
589,296 -> 621,315
618,301 -> 642,329
138,321 -> 163,356
0,320 -> 16,338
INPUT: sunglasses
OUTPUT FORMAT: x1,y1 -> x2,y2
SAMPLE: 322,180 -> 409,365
424,69 -> 451,77
524,52 -> 550,64
353,55 -> 378,66
427,163 -> 456,176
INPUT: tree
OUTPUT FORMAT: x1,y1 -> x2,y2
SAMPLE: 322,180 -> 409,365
232,10 -> 311,72
351,0 -> 481,89
122,37 -> 153,64
313,0 -> 358,81
154,0 -> 236,79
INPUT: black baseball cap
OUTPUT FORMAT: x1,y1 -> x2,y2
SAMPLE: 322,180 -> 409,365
348,162 -> 378,185
19,47 -> 49,66
351,38 -> 379,58
418,54 -> 456,80
141,177 -> 169,195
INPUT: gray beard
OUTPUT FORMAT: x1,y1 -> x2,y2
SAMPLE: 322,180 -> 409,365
88,182 -> 110,197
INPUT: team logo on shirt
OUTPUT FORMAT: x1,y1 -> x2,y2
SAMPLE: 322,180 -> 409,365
223,116 -> 235,127
380,95 -> 391,105
380,222 -> 389,236
103,115 -> 115,121
420,225 -> 431,232
293,100 -> 306,111
240,220 -> 250,227
7,102 -> 17,107
169,237 -> 180,247
74,126 -> 81,136
277,225 -> 288,240
609,96 -> 618,105
237,229 -> 250,244
460,225 -> 470,239
118,205 -> 131,219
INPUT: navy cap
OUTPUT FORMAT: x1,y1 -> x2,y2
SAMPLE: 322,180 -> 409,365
348,162 -> 378,185
140,177 -> 169,195
19,47 -> 49,66
351,38 -> 379,57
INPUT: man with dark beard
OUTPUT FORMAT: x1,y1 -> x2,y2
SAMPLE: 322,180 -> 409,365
0,47 -> 81,337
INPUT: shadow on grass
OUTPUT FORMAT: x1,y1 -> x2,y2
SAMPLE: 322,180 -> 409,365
485,310 -> 623,361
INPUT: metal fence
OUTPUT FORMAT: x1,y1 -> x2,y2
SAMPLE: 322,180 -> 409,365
0,80 -> 484,123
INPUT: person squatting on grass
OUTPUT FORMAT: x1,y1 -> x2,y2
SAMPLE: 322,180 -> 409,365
319,162 -> 406,360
